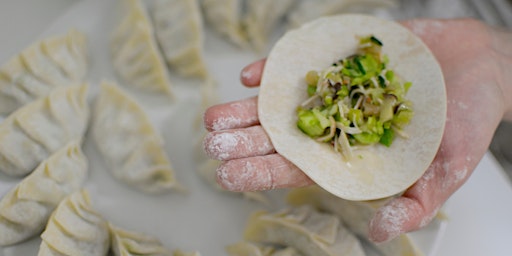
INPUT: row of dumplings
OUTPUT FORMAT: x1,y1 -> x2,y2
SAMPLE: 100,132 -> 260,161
0,1 -> 190,251
0,82 -> 184,248
0,0 -> 218,253
201,0 -> 397,52
0,82 -> 179,189
0,0 -> 400,116
109,0 -> 400,99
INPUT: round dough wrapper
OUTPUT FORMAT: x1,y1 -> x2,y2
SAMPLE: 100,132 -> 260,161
258,14 -> 446,200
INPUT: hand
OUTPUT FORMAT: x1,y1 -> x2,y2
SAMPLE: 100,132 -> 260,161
203,18 -> 512,242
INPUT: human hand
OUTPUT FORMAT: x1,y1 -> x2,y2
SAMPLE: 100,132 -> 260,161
203,18 -> 512,242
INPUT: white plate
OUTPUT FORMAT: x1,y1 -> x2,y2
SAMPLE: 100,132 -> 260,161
0,0 -> 445,255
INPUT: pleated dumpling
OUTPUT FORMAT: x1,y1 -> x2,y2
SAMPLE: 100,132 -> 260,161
0,140 -> 87,246
92,81 -> 179,193
0,29 -> 88,115
200,0 -> 250,48
38,190 -> 109,256
152,0 -> 208,78
201,0 -> 297,51
286,0 -> 397,28
244,205 -> 365,256
111,0 -> 173,96
287,186 -> 423,256
0,84 -> 89,176
109,223 -> 171,256
244,0 -> 295,52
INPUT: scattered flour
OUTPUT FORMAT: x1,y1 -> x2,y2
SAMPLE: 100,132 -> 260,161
204,132 -> 239,160
211,116 -> 243,131
370,199 -> 410,242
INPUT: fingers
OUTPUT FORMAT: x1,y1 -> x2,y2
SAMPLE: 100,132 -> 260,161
240,59 -> 266,87
369,197 -> 429,243
203,126 -> 275,161
216,154 -> 314,191
203,96 -> 259,131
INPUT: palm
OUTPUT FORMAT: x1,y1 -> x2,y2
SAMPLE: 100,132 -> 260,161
203,19 -> 507,242
368,19 -> 506,242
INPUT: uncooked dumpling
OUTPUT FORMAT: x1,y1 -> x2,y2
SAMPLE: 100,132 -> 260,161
0,85 -> 89,176
0,140 -> 87,246
244,205 -> 365,256
38,190 -> 109,256
111,0 -> 173,96
201,0 -> 296,51
200,0 -> 250,48
109,223 -> 171,256
244,0 -> 295,52
92,81 -> 179,193
152,0 -> 209,78
0,29 -> 88,115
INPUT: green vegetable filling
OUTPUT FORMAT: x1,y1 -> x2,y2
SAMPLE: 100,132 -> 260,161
296,35 -> 414,159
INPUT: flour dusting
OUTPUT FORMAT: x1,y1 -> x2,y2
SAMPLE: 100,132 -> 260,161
370,200 -> 410,242
216,160 -> 272,191
204,132 -> 239,160
241,68 -> 253,81
211,116 -> 243,131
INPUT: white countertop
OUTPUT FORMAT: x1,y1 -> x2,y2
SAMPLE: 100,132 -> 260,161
1,1 -> 512,255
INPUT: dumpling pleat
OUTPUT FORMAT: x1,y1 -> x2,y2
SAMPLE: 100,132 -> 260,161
42,29 -> 88,81
109,223 -> 171,255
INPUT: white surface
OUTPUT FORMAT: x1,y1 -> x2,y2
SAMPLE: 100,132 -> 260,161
0,1 -> 511,256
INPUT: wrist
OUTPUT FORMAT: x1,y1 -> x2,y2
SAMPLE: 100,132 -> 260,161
490,25 -> 512,121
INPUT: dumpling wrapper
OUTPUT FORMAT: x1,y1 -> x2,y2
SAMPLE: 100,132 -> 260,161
109,223 -> 171,256
258,14 -> 446,200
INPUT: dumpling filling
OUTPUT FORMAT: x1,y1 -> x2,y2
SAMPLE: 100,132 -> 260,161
296,35 -> 413,160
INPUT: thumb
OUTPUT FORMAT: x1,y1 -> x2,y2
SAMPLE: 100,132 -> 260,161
368,196 -> 439,243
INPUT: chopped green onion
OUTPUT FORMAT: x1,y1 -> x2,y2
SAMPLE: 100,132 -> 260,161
379,128 -> 394,147
297,109 -> 325,137
353,132 -> 381,145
